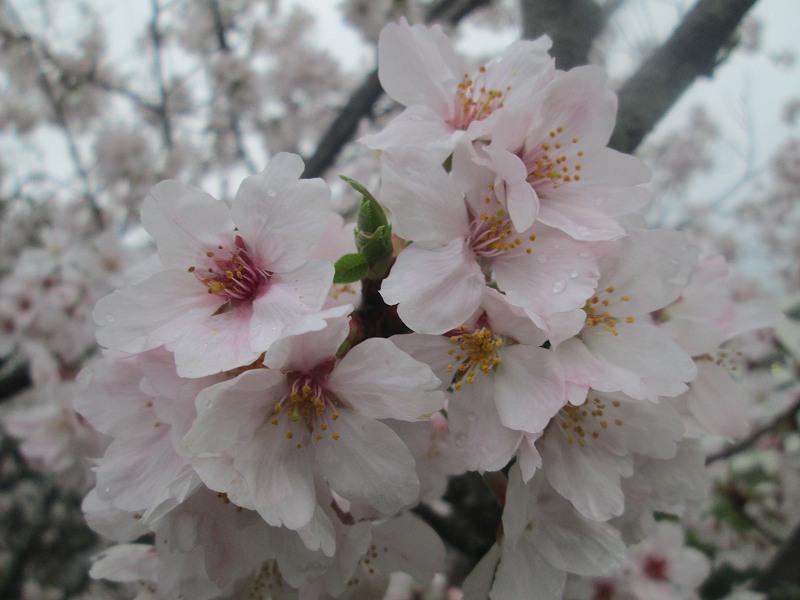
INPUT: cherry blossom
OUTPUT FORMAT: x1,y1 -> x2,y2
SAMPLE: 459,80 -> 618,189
181,314 -> 444,546
360,18 -> 554,160
94,152 -> 336,377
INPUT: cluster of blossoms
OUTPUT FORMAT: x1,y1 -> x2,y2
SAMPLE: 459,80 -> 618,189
70,19 -> 783,600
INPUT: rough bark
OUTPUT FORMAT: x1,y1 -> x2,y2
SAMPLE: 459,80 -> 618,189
610,0 -> 759,153
520,0 -> 605,69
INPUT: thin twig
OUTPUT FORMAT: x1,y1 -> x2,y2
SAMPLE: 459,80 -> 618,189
209,0 -> 257,173
706,397 -> 800,465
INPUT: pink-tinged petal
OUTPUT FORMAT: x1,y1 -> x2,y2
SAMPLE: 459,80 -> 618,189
269,314 -> 350,373
183,369 -> 286,454
543,309 -> 589,349
94,269 -> 218,354
680,361 -> 749,438
141,181 -> 234,268
82,491 -> 149,543
381,239 -> 484,334
168,303 -> 260,377
537,498 -> 627,576
328,337 -> 444,420
371,514 -> 446,584
534,66 -> 617,150
388,333 -> 455,389
564,147 -> 651,191
480,38 -> 554,106
235,420 -> 316,530
94,425 -> 195,515
518,434 -> 543,482
494,345 -> 566,434
493,228 -> 599,328
190,455 -> 254,510
542,429 -> 632,521
292,505 -> 337,560
536,200 -> 626,241
583,323 -> 697,401
90,544 -> 158,583
599,229 -> 698,316
377,20 -> 459,116
482,147 -> 539,232
75,357 -> 147,436
379,150 -> 468,246
556,337 -> 616,402
263,304 -> 354,369
250,260 -> 333,351
233,154 -> 330,273
448,375 -> 523,471
493,539 -> 566,600
481,287 -> 548,347
359,105 -> 461,160
314,411 -> 420,513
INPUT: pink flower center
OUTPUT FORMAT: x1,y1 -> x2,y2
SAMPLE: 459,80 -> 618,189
189,235 -> 269,305
452,66 -> 508,130
643,555 -> 669,581
592,580 -> 617,600
522,126 -> 584,193
269,358 -> 342,446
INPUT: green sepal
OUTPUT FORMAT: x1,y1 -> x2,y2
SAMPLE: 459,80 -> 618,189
333,253 -> 368,284
340,175 -> 394,280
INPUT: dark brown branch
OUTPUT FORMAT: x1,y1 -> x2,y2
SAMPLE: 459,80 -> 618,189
149,0 -> 173,148
0,361 -> 30,403
520,0 -> 605,70
610,0 -> 759,154
208,0 -> 257,173
753,521 -> 800,595
301,0 -> 491,179
706,397 -> 800,465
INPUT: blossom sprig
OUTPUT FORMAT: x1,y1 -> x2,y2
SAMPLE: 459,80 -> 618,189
69,18 -> 785,600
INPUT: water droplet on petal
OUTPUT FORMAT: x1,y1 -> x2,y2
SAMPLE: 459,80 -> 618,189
537,255 -> 548,264
569,269 -> 579,278
578,250 -> 591,259
552,280 -> 565,293
454,433 -> 467,448
104,315 -> 114,324
266,188 -> 277,197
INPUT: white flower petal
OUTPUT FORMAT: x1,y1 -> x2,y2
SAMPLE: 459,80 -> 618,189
314,411 -> 420,514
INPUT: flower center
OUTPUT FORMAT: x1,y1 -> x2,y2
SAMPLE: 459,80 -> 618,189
643,555 -> 669,581
467,195 -> 537,260
584,286 -> 634,336
453,66 -> 508,130
269,358 -> 342,446
553,395 -> 624,447
523,126 -> 584,193
445,325 -> 503,390
188,235 -> 269,305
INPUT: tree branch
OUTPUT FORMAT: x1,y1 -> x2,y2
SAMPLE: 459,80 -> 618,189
301,0 -> 491,179
706,396 -> 800,465
610,0 -> 759,154
520,0 -> 605,70
753,521 -> 800,596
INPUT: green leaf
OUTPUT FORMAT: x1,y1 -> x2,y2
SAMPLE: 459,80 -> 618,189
333,253 -> 368,284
